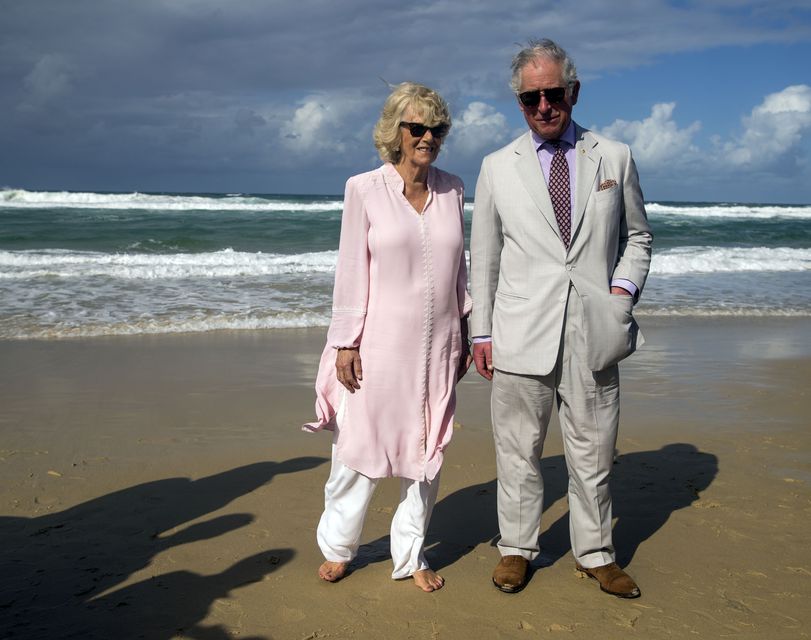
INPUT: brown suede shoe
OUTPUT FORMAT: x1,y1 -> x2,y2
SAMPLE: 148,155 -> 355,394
576,562 -> 641,598
492,555 -> 529,593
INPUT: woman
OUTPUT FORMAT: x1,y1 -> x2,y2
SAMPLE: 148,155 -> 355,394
304,82 -> 472,592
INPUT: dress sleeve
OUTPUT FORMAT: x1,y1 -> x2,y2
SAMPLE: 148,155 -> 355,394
456,185 -> 473,317
327,177 -> 370,348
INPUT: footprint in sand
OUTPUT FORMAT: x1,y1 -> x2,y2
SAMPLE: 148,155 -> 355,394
280,604 -> 306,622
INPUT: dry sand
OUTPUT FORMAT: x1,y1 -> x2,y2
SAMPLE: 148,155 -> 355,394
1,318 -> 809,639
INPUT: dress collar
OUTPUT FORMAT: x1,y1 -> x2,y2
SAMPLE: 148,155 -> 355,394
382,162 -> 436,191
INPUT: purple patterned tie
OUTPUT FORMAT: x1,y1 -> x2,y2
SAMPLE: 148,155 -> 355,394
548,141 -> 571,247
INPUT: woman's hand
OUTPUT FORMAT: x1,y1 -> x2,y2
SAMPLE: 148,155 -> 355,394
457,316 -> 472,381
456,316 -> 472,381
335,348 -> 363,393
457,348 -> 473,381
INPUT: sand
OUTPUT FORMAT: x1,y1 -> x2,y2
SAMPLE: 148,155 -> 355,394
1,317 -> 810,639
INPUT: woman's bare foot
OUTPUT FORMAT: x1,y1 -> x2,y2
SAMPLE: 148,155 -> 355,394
318,560 -> 349,582
413,568 -> 444,592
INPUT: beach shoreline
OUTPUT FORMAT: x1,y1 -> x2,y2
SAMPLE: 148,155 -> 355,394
1,317 -> 810,638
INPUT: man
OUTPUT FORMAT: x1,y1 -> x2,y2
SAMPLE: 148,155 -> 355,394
470,39 -> 652,598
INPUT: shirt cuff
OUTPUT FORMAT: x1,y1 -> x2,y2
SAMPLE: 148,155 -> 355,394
472,336 -> 492,344
611,278 -> 638,299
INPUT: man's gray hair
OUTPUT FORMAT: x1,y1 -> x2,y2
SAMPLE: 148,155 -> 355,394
509,39 -> 578,93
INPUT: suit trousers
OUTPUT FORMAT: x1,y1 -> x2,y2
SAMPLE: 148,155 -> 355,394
491,287 -> 620,568
317,443 -> 440,579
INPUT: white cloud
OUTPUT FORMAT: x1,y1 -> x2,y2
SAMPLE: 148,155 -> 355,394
588,85 -> 811,200
278,94 -> 375,161
723,84 -> 811,166
596,102 -> 701,169
448,102 -> 509,158
282,100 -> 332,150
594,88 -> 811,175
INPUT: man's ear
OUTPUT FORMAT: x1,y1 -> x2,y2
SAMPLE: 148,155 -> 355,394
571,81 -> 581,106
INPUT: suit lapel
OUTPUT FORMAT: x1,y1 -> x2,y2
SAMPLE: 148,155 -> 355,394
572,125 -> 600,241
513,132 -> 561,241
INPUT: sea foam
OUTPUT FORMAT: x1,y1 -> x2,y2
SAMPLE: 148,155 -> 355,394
646,202 -> 811,219
0,189 -> 343,213
2,246 -> 807,281
652,246 -> 811,275
5,189 -> 809,219
0,312 -> 333,340
0,249 -> 339,280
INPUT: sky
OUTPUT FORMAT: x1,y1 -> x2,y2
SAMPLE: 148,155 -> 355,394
1,0 -> 811,203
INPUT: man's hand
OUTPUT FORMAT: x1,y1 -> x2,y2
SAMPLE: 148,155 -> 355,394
472,341 -> 494,381
610,286 -> 632,296
335,348 -> 363,393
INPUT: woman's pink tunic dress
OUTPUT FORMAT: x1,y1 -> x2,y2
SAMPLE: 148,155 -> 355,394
304,163 -> 472,482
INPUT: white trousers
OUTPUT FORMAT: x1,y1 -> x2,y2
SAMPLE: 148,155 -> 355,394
317,444 -> 440,579
492,288 -> 620,568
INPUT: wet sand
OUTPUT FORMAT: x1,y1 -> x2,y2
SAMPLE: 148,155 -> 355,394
1,318 -> 810,639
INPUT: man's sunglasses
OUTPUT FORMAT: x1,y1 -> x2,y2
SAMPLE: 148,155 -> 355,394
400,122 -> 450,139
518,87 -> 567,107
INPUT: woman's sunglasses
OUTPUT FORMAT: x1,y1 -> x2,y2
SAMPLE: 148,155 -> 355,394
518,87 -> 567,107
400,122 -> 450,139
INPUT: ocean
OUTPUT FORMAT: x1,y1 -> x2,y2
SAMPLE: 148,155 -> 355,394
1,188 -> 809,340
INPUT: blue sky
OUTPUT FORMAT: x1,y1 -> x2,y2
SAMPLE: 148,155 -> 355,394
1,0 -> 810,203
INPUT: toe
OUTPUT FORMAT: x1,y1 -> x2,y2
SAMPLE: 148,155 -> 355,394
414,569 -> 444,592
318,561 -> 347,582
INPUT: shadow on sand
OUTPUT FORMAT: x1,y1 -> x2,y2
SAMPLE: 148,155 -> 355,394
0,456 -> 326,640
354,443 -> 718,581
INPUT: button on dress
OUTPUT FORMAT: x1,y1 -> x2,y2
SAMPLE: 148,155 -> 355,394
304,163 -> 472,482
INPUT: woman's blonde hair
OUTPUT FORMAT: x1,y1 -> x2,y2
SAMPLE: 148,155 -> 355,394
373,82 -> 452,164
